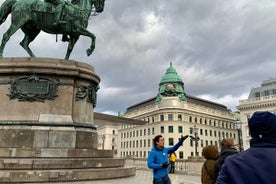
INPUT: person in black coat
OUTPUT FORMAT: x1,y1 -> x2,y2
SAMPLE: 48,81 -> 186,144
213,138 -> 239,181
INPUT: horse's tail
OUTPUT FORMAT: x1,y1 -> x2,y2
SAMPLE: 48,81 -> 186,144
0,0 -> 17,25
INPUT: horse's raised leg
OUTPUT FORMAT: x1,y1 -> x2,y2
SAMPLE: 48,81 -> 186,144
75,27 -> 96,57
65,35 -> 79,60
20,27 -> 40,57
0,24 -> 21,58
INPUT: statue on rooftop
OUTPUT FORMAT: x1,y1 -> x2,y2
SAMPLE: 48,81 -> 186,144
0,0 -> 105,60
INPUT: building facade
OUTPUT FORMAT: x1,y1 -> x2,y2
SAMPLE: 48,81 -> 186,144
237,77 -> 276,150
94,112 -> 146,156
119,63 -> 238,159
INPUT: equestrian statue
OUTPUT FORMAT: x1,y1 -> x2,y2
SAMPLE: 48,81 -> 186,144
0,0 -> 105,60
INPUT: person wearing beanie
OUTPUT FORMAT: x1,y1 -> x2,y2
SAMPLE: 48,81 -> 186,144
201,145 -> 219,184
216,111 -> 276,184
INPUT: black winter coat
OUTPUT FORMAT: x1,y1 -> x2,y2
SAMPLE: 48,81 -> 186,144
213,147 -> 238,182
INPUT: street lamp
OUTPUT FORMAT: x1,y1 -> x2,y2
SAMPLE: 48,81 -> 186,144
234,120 -> 243,151
190,125 -> 200,157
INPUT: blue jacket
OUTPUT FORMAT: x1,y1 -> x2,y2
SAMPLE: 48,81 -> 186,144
216,111 -> 276,184
147,139 -> 184,179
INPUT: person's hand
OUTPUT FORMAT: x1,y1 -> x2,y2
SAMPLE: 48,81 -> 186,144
181,135 -> 189,141
162,163 -> 169,168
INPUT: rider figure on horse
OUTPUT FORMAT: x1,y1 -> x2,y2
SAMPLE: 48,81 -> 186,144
45,0 -> 66,25
45,0 -> 69,42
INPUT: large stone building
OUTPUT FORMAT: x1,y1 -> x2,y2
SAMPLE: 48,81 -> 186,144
119,63 -> 238,159
237,77 -> 276,150
94,112 -> 146,156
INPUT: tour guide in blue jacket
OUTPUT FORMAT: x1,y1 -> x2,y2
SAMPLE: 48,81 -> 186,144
147,134 -> 189,184
216,111 -> 276,184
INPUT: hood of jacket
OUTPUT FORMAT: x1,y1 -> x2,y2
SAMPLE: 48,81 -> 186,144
202,145 -> 219,160
249,111 -> 276,147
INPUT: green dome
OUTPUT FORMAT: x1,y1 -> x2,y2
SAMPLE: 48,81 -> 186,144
160,63 -> 183,84
156,63 -> 186,102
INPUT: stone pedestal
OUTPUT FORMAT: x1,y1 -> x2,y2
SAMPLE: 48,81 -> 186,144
0,58 -> 135,182
0,57 -> 99,149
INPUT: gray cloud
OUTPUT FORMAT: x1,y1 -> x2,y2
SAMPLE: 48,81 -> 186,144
0,0 -> 275,114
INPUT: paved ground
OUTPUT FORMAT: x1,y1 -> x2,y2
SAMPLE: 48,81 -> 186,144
40,170 -> 201,184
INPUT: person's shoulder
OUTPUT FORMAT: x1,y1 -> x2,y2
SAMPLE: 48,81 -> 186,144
149,147 -> 157,153
225,149 -> 250,163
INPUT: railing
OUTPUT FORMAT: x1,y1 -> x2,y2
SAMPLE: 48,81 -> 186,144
125,157 -> 204,175
239,95 -> 276,104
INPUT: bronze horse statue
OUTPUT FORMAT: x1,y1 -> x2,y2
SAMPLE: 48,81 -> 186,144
0,0 -> 105,59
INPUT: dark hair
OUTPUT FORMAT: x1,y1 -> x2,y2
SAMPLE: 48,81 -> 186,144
153,135 -> 163,146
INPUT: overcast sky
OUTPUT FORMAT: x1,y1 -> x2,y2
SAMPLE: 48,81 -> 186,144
1,0 -> 276,115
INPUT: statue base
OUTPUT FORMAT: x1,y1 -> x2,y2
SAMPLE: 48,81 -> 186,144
0,57 -> 135,182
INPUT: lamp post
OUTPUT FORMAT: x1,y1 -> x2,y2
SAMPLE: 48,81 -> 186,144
190,125 -> 200,157
235,120 -> 243,151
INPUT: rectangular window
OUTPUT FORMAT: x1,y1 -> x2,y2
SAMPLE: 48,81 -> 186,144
189,116 -> 192,122
168,126 -> 174,133
144,129 -> 146,136
160,114 -> 164,121
152,127 -> 155,135
255,92 -> 260,97
178,114 -> 182,121
179,151 -> 183,159
209,130 -> 212,137
168,138 -> 174,146
161,126 -> 164,133
178,126 -> 183,133
148,128 -> 150,135
168,114 -> 173,121
205,130 -> 208,136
